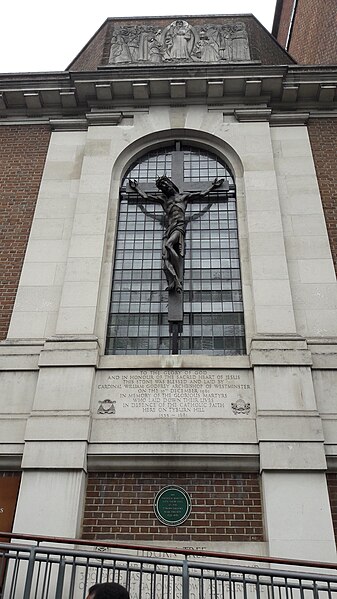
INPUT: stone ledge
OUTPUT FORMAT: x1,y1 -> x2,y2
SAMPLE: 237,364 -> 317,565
326,455 -> 337,470
21,441 -> 88,470
270,112 -> 309,126
24,415 -> 91,441
250,335 -> 312,366
234,108 -> 272,122
260,441 -> 327,471
251,349 -> 312,366
0,451 -> 23,470
256,414 -> 324,442
39,335 -> 100,367
251,334 -> 308,349
87,453 -> 260,472
86,111 -> 123,126
99,354 -> 251,369
307,338 -> 337,369
0,340 -> 43,371
50,118 -> 88,131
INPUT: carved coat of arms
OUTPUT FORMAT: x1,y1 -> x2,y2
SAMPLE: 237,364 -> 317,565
231,399 -> 251,415
97,399 -> 116,414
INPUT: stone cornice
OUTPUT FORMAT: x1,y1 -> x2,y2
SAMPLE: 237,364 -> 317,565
0,65 -> 335,120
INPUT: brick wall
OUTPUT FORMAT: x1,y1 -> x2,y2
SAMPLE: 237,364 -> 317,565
288,0 -> 337,64
0,472 -> 21,534
68,21 -> 109,70
276,0 -> 295,48
308,119 -> 337,276
327,473 -> 337,541
0,125 -> 51,340
82,472 -> 264,543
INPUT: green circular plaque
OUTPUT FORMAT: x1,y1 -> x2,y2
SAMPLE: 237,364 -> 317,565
154,486 -> 191,526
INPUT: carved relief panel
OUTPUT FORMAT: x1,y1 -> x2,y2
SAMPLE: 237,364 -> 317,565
108,20 -> 251,65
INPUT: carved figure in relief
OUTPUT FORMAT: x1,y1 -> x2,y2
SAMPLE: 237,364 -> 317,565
164,20 -> 195,60
149,37 -> 163,63
107,20 -> 251,65
148,29 -> 163,63
195,29 -> 219,61
137,27 -> 159,61
163,36 -> 173,60
230,22 -> 251,61
138,30 -> 151,61
128,27 -> 142,61
129,176 -> 223,293
109,34 -> 122,63
218,25 -> 232,61
109,29 -> 132,63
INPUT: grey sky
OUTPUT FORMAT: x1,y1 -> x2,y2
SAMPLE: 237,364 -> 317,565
1,0 -> 277,73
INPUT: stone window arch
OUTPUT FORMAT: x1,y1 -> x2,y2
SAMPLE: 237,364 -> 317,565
105,142 -> 245,355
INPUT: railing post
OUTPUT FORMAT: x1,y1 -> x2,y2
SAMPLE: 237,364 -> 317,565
55,557 -> 66,599
22,547 -> 37,599
182,558 -> 189,599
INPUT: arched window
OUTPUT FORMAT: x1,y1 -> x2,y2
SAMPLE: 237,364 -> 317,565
105,142 -> 245,355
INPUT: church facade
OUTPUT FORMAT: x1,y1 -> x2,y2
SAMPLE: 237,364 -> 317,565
1,13 -> 337,563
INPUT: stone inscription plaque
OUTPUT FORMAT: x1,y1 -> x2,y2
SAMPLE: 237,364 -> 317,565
75,542 -> 266,599
94,370 -> 254,418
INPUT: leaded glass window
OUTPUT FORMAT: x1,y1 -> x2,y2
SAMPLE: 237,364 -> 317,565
105,143 -> 245,355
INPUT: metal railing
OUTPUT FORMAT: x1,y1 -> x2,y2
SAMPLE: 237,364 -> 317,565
0,532 -> 337,599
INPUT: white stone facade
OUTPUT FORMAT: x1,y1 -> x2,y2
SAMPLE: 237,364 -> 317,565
1,42 -> 337,563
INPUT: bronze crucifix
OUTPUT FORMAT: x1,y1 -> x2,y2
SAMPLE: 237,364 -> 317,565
129,176 -> 227,353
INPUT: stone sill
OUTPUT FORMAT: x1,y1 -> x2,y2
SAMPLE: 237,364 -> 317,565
99,354 -> 250,369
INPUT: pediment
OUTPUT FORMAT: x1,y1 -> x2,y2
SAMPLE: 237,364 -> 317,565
68,15 -> 295,71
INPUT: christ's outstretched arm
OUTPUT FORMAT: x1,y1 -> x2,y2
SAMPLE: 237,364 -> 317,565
138,203 -> 165,226
186,201 -> 214,223
128,179 -> 164,204
186,177 -> 224,201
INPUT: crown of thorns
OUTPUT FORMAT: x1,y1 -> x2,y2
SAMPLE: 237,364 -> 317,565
156,175 -> 179,193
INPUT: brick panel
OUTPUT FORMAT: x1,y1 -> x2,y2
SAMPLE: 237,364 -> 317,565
276,0 -> 295,48
0,125 -> 50,340
288,0 -> 337,64
308,119 -> 337,276
82,472 -> 264,543
68,22 -> 109,70
327,473 -> 337,541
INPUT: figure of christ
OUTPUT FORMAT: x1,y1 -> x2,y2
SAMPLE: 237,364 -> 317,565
128,175 -> 224,293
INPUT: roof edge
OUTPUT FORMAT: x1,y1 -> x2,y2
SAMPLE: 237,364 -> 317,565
272,0 -> 284,38
104,13 -> 256,20
249,13 -> 296,65
66,18 -> 109,71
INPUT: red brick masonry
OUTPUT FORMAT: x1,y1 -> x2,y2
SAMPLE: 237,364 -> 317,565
308,119 -> 337,276
82,472 -> 264,543
288,0 -> 337,64
0,125 -> 50,340
276,0 -> 295,48
275,0 -> 337,64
